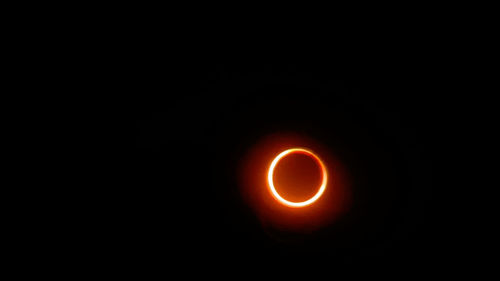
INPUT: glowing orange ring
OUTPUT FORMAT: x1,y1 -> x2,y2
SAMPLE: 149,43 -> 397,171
267,148 -> 328,208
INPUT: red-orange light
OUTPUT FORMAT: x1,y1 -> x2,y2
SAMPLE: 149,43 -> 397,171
268,148 -> 327,208
239,133 -> 351,232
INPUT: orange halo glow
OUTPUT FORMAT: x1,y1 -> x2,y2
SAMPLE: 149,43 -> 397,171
267,148 -> 328,208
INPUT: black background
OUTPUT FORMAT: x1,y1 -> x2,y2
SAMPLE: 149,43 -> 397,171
101,48 -> 441,274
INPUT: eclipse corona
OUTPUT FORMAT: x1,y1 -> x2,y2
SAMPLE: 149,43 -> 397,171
267,148 -> 328,208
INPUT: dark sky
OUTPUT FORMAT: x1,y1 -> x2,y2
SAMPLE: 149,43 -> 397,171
107,51 -> 441,275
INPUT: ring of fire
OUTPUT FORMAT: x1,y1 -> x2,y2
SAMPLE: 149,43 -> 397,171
267,148 -> 328,208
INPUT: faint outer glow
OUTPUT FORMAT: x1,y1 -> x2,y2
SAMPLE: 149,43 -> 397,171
267,148 -> 328,208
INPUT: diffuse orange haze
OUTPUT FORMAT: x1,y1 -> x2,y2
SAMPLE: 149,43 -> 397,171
238,133 -> 351,233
